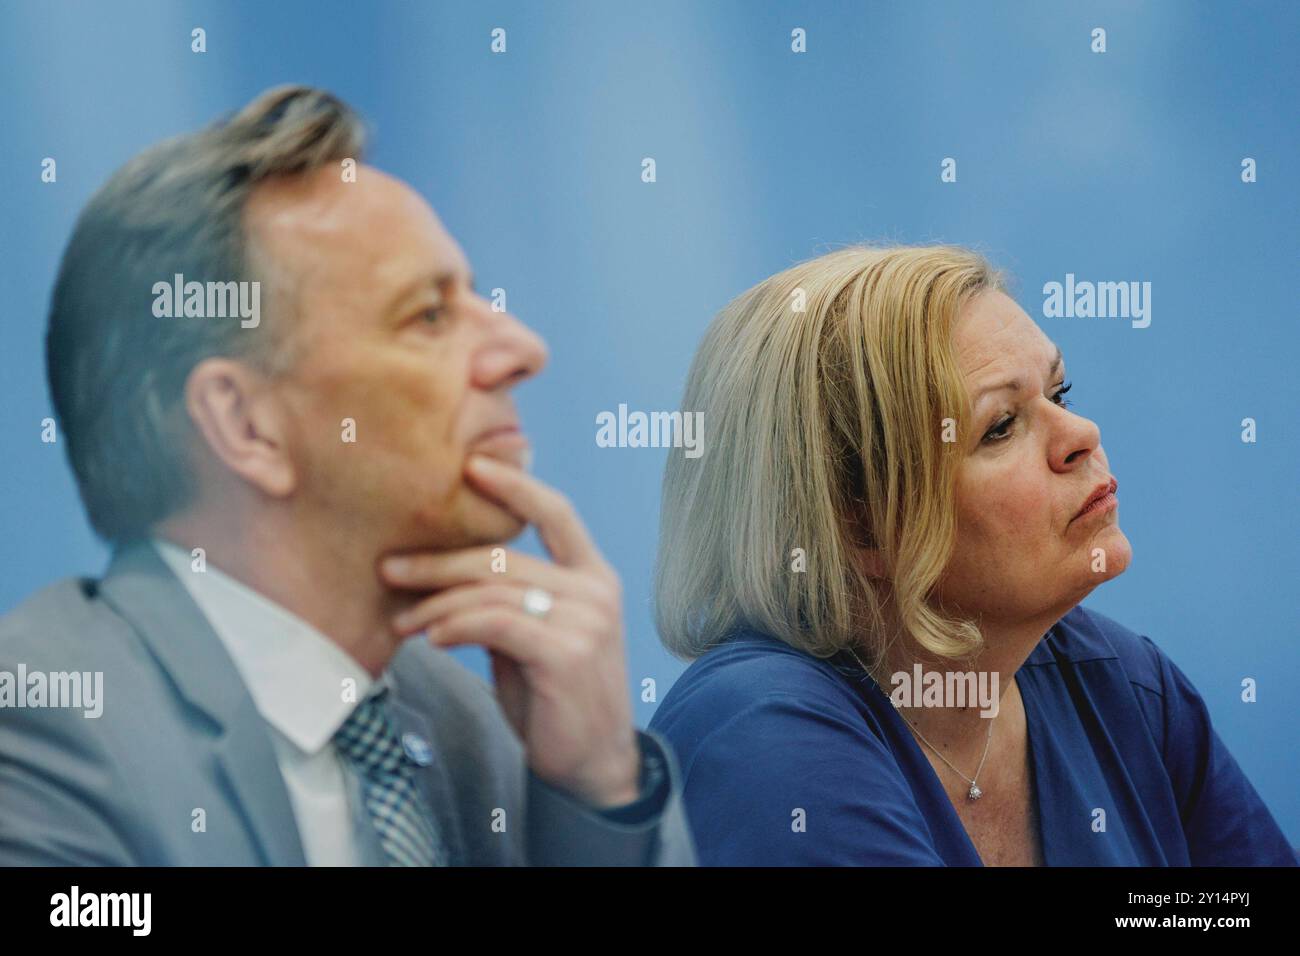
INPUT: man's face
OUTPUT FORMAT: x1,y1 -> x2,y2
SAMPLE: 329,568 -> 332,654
931,290 -> 1131,627
243,164 -> 548,552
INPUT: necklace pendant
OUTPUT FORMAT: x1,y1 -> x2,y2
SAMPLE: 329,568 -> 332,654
967,784 -> 983,801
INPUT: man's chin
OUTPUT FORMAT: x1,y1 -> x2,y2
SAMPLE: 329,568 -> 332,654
390,493 -> 527,555
464,500 -> 528,546
472,517 -> 527,546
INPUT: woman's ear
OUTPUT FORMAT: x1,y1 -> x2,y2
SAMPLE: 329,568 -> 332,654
184,356 -> 297,498
857,546 -> 888,580
847,513 -> 888,580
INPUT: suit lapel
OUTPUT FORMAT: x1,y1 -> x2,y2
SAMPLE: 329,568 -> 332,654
97,542 -> 308,866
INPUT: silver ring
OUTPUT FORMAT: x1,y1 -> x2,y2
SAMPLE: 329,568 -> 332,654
522,587 -> 554,619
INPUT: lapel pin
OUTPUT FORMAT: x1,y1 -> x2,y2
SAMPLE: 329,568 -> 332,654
401,732 -> 434,766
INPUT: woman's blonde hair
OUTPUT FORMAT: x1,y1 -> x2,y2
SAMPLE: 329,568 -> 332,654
654,243 -> 1009,668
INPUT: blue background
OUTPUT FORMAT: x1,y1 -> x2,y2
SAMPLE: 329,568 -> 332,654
2,1 -> 1296,845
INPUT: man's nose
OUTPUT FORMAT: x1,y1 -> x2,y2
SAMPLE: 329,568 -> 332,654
471,305 -> 549,389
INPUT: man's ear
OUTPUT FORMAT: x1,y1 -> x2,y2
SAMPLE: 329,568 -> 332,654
184,357 -> 296,498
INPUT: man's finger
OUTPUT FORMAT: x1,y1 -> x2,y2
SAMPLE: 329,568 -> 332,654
427,607 -> 553,666
464,455 -> 604,569
381,548 -> 572,593
392,582 -> 525,636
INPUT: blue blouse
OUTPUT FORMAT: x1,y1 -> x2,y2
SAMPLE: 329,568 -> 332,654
648,604 -> 1297,865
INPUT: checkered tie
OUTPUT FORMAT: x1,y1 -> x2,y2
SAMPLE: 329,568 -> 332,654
332,687 -> 446,866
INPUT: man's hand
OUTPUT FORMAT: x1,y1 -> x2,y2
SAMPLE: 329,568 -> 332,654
380,454 -> 640,808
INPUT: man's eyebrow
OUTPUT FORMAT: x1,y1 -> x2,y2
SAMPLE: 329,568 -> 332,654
973,344 -> 1064,407
385,268 -> 474,314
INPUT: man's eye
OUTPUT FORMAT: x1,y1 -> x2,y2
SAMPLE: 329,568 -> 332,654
416,306 -> 445,324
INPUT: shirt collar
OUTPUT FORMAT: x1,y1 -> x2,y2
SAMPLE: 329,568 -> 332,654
152,538 -> 390,754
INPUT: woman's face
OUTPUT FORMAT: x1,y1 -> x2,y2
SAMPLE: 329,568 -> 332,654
932,289 -> 1131,628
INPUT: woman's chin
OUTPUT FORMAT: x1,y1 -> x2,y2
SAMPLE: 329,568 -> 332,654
1072,529 -> 1132,595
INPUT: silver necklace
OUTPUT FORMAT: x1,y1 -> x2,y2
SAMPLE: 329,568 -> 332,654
848,647 -> 994,801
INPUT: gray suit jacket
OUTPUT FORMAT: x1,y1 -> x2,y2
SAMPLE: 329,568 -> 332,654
0,543 -> 695,866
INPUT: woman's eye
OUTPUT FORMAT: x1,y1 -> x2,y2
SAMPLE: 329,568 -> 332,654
416,305 -> 445,325
983,416 -> 1015,443
982,382 -> 1073,444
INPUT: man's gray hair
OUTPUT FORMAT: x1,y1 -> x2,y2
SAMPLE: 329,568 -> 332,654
46,85 -> 365,543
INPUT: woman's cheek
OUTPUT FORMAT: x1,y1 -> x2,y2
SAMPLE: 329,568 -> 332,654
971,485 -> 1041,558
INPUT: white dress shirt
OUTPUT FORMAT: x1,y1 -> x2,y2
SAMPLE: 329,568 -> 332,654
153,538 -> 388,866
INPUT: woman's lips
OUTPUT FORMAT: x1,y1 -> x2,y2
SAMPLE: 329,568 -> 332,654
1073,489 -> 1117,522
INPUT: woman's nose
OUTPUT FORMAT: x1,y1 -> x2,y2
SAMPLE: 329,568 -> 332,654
1054,405 -> 1102,469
